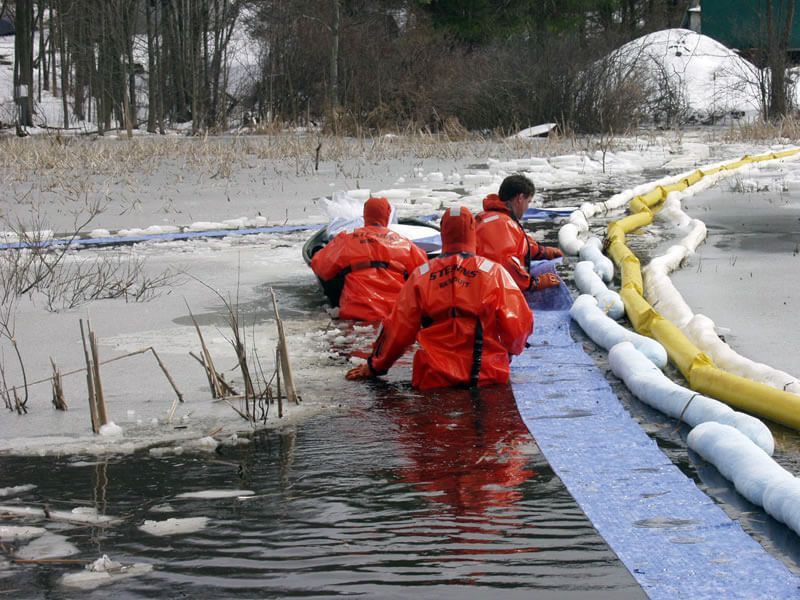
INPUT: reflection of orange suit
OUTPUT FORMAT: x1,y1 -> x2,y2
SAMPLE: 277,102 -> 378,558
475,194 -> 561,291
311,199 -> 428,322
394,387 -> 536,515
368,207 -> 533,390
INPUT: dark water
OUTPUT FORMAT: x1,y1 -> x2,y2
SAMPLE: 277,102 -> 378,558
0,384 -> 643,598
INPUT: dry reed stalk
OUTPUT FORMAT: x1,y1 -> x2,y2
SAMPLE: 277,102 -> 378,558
188,351 -> 238,396
79,319 -> 99,433
222,398 -> 249,420
189,350 -> 217,396
0,346 -> 182,405
270,288 -> 299,405
50,357 -> 67,410
12,388 -> 25,415
225,304 -> 255,402
88,327 -> 108,427
147,347 -> 183,403
0,363 -> 12,411
186,303 -> 225,398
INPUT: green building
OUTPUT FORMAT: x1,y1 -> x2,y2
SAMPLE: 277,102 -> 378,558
691,0 -> 800,52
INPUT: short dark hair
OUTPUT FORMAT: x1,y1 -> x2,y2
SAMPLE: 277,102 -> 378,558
498,174 -> 535,202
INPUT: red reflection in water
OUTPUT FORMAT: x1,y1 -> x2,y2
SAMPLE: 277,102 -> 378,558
384,385 -> 538,517
382,385 -> 542,565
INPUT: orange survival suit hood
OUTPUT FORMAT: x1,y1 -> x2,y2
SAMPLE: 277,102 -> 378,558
441,206 -> 476,254
363,197 -> 391,227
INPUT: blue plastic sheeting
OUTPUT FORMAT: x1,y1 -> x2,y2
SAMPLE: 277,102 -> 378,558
523,207 -> 574,220
514,260 -> 800,598
410,234 -> 442,254
0,224 -> 316,251
0,207 -> 565,252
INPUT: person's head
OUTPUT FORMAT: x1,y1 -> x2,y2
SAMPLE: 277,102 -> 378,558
498,174 -> 535,219
440,205 -> 476,254
363,196 -> 391,226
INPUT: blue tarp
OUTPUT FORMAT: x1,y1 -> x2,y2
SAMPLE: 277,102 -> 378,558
513,260 -> 800,598
0,224 -> 316,251
0,206 -> 568,252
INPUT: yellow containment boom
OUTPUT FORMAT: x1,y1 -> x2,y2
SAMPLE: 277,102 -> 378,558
606,149 -> 800,431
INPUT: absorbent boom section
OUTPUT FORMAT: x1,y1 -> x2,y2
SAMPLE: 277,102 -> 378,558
512,261 -> 800,599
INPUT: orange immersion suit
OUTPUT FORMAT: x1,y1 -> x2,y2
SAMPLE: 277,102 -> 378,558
311,198 -> 429,322
367,206 -> 533,390
475,194 -> 562,291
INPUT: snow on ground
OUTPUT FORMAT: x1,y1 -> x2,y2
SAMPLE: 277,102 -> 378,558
614,28 -> 766,123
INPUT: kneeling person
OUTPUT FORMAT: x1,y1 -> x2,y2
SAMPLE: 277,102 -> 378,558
346,206 -> 533,390
311,197 -> 429,322
476,174 -> 562,293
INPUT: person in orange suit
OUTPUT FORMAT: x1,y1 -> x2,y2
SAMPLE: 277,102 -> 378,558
311,197 -> 429,322
476,174 -> 563,292
346,206 -> 533,390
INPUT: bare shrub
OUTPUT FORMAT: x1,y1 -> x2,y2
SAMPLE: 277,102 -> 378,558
0,192 -> 177,410
572,51 -> 652,134
645,56 -> 690,127
41,254 -> 177,311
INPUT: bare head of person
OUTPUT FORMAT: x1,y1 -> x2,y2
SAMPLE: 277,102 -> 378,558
498,175 -> 535,220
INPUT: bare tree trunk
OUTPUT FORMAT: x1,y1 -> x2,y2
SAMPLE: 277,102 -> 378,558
65,0 -> 87,121
37,0 -> 45,98
124,0 -> 137,131
146,0 -> 157,132
156,1 -> 166,133
163,0 -> 189,122
14,0 -> 34,129
96,0 -> 108,133
767,0 -> 796,120
765,0 -> 796,121
190,0 -> 201,132
49,1 -> 56,94
329,0 -> 339,118
57,0 -> 68,127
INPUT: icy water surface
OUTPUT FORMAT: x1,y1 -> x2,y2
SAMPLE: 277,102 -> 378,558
0,385 -> 643,598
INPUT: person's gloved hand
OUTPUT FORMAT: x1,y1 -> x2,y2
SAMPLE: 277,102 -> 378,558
530,272 -> 561,291
545,246 -> 564,259
345,363 -> 375,381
